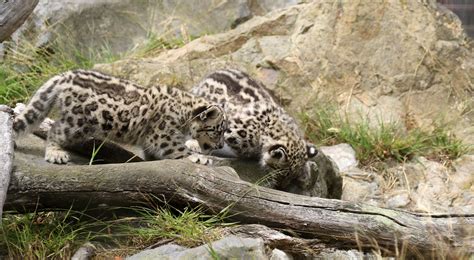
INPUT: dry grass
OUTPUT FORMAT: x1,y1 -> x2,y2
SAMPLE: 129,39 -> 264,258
0,35 -> 121,106
300,105 -> 470,169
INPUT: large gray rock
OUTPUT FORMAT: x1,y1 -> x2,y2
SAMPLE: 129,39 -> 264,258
345,156 -> 474,213
96,0 -> 474,146
341,168 -> 381,206
127,236 -> 267,260
392,157 -> 473,213
8,0 -> 299,56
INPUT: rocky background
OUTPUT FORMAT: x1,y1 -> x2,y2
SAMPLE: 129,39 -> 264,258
3,0 -> 473,258
7,1 -> 474,145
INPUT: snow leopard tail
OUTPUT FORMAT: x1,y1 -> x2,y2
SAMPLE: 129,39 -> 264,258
13,71 -> 72,136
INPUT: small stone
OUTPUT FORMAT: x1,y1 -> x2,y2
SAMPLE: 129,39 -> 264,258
386,193 -> 410,208
320,143 -> 358,172
127,244 -> 188,260
71,242 -> 96,260
270,248 -> 293,260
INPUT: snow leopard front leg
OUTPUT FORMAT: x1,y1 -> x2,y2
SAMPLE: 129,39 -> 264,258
44,112 -> 92,164
142,129 -> 212,165
44,121 -> 71,164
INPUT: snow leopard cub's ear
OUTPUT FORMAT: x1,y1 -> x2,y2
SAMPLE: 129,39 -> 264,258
269,144 -> 287,160
306,143 -> 318,158
203,105 -> 222,120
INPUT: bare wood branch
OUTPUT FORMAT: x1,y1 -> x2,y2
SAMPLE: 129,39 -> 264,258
0,0 -> 39,42
0,105 -> 14,220
5,152 -> 473,256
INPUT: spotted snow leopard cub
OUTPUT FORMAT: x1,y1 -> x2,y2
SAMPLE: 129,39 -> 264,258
13,69 -> 226,165
191,69 -> 318,189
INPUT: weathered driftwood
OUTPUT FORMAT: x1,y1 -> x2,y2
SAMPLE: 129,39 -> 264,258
0,0 -> 38,42
5,153 -> 474,256
0,105 -> 14,219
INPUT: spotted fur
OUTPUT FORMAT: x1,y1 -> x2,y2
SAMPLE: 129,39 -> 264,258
13,70 -> 226,164
192,69 -> 318,189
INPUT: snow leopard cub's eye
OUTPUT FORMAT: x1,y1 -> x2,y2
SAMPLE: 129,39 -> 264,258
307,144 -> 318,158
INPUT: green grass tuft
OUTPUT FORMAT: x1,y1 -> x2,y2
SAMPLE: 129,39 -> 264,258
132,33 -> 197,58
0,210 -> 107,259
119,205 -> 227,249
301,106 -> 470,167
424,127 -> 469,162
1,204 -> 231,259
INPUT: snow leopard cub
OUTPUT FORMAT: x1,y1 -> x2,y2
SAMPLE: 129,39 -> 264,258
192,69 -> 318,189
13,70 -> 227,165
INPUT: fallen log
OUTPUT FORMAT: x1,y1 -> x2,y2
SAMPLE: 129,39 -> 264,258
5,151 -> 473,257
0,0 -> 39,42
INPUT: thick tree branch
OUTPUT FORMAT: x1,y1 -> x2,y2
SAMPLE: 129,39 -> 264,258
0,0 -> 39,42
0,106 -> 14,219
